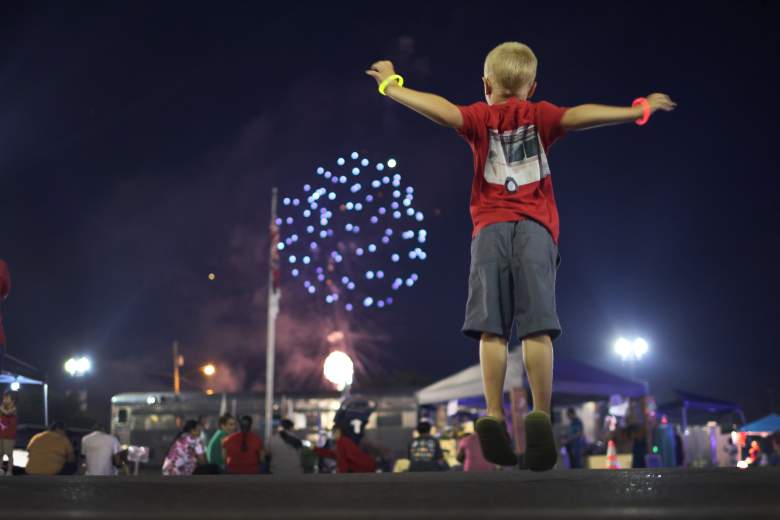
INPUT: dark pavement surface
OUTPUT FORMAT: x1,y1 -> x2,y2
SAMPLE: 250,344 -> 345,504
1,467 -> 779,519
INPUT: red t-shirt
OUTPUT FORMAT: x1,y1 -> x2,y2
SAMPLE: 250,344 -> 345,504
223,432 -> 263,474
314,436 -> 376,473
0,414 -> 16,439
457,98 -> 568,242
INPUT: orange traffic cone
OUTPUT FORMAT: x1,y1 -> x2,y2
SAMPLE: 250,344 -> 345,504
606,439 -> 620,469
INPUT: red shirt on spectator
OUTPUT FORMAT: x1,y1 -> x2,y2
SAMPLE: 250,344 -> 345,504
315,435 -> 376,473
457,98 -> 568,242
222,431 -> 263,474
0,414 -> 16,440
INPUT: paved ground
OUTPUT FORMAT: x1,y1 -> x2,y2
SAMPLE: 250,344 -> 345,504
1,467 -> 779,519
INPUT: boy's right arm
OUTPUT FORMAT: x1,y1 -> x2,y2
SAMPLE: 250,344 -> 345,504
561,93 -> 676,131
366,60 -> 463,129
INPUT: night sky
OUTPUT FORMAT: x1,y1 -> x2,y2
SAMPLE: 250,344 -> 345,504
1,2 -> 778,421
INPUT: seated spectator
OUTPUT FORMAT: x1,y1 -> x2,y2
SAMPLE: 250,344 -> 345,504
162,420 -> 206,476
314,424 -> 376,473
222,415 -> 263,474
267,419 -> 303,475
408,421 -> 448,472
457,428 -> 495,472
207,413 -> 236,470
26,422 -> 76,475
81,423 -> 121,476
0,389 -> 17,476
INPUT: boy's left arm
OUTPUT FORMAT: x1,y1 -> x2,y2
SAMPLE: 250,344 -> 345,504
366,60 -> 463,129
561,93 -> 676,131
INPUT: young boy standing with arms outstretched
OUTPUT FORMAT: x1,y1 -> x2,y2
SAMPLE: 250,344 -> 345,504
366,42 -> 675,471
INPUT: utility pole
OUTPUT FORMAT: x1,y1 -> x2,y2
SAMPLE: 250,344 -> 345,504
173,340 -> 181,395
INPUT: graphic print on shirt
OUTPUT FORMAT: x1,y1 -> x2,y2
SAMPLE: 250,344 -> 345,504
484,125 -> 551,189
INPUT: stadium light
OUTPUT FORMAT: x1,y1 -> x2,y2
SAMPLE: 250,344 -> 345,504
614,337 -> 650,362
64,356 -> 92,377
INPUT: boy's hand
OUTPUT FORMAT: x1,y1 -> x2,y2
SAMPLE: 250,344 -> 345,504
365,60 -> 463,128
646,93 -> 677,114
365,60 -> 397,86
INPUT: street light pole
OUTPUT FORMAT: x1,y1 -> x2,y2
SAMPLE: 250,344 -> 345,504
173,340 -> 181,396
264,187 -> 280,441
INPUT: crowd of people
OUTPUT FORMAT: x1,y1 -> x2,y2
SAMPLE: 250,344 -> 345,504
160,414 -> 308,476
12,386 -> 776,475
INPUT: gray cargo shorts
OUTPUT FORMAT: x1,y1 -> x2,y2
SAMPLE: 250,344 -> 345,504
462,219 -> 561,342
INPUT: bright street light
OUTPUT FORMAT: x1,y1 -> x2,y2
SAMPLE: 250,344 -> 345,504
9,381 -> 20,392
64,356 -> 92,377
323,351 -> 354,391
632,338 -> 649,359
613,337 -> 649,361
201,364 -> 216,377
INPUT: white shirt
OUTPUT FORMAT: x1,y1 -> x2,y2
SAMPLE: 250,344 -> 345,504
81,431 -> 121,476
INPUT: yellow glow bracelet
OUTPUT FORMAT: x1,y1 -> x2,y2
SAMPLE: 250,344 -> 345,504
378,74 -> 404,95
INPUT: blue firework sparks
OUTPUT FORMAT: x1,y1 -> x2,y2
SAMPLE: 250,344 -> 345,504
277,152 -> 427,311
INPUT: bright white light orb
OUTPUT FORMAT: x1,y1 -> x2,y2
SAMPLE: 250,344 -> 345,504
65,356 -> 92,377
614,338 -> 632,361
323,351 -> 354,391
632,338 -> 649,358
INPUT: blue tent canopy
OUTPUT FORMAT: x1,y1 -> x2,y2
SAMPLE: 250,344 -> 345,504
0,373 -> 46,385
659,390 -> 741,414
1,354 -> 49,424
740,414 -> 780,435
553,358 -> 646,398
656,390 -> 745,429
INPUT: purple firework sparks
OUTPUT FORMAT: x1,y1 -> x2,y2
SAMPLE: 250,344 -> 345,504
278,152 -> 427,312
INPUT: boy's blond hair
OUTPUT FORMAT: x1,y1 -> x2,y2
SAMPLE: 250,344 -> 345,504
484,42 -> 537,97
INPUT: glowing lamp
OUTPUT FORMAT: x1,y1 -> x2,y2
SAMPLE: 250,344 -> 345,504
323,351 -> 354,391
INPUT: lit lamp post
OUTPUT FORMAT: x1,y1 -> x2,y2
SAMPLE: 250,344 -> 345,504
64,356 -> 92,377
64,356 -> 92,412
201,364 -> 217,394
613,336 -> 651,393
323,351 -> 354,393
614,337 -> 649,363
614,337 -> 653,460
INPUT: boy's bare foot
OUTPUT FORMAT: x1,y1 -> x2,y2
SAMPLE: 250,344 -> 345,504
475,416 -> 518,466
524,411 -> 557,471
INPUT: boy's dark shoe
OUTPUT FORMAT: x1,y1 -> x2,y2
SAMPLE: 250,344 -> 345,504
475,416 -> 518,466
524,411 -> 557,471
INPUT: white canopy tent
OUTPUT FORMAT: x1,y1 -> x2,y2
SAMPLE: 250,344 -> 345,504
417,350 -> 525,405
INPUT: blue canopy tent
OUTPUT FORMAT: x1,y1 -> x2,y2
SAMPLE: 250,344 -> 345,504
0,354 -> 49,425
740,414 -> 780,436
657,390 -> 745,431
